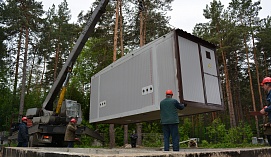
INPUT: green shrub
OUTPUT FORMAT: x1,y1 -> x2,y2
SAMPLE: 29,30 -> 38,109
142,133 -> 163,147
205,118 -> 227,143
200,140 -> 209,147
205,118 -> 253,145
75,135 -> 94,148
179,118 -> 192,141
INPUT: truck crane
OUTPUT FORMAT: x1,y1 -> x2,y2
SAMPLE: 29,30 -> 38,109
8,0 -> 110,147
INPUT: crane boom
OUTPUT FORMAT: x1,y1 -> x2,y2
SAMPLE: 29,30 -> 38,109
42,0 -> 110,111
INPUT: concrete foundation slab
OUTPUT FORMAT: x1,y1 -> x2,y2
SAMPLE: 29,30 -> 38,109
3,147 -> 271,157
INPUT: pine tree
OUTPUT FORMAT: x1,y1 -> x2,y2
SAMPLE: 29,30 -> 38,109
256,16 -> 271,76
228,0 -> 262,137
194,0 -> 237,128
1,0 -> 44,118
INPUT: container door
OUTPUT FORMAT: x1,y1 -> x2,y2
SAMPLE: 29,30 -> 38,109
178,36 -> 205,104
200,46 -> 222,105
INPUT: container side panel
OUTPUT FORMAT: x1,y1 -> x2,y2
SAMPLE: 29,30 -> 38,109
204,74 -> 222,105
89,76 -> 99,121
178,36 -> 205,103
200,46 -> 217,76
89,29 -> 224,124
98,49 -> 153,118
155,34 -> 179,103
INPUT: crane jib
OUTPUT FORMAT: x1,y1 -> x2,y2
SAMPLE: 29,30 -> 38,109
42,0 -> 110,111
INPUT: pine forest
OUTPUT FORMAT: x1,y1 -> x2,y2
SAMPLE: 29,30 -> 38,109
0,0 -> 271,147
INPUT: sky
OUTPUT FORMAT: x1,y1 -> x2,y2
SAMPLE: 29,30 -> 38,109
39,0 -> 271,33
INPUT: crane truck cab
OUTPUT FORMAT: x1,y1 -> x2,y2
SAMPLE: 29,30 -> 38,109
27,99 -> 82,126
23,99 -> 83,147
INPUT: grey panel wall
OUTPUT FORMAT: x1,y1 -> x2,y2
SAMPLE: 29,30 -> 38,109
89,76 -> 99,120
178,36 -> 205,103
90,41 -> 163,123
98,48 -> 154,118
154,33 -> 179,104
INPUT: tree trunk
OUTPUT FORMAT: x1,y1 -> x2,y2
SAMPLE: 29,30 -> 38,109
124,124 -> 128,145
40,55 -> 46,94
113,0 -> 119,62
244,35 -> 259,137
137,0 -> 145,144
13,28 -> 23,107
211,112 -> 216,121
139,0 -> 145,47
110,0 -> 121,148
221,49 -> 236,128
119,0 -> 129,147
143,7 -> 146,45
136,123 -> 142,145
251,30 -> 265,128
233,50 -> 243,123
251,32 -> 263,108
119,0 -> 124,57
139,11 -> 144,47
109,124 -> 115,148
214,17 -> 236,127
19,27 -> 29,118
27,52 -> 36,94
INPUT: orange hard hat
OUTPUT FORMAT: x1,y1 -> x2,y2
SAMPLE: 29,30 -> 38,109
70,118 -> 77,123
22,117 -> 27,121
261,77 -> 271,86
166,90 -> 173,95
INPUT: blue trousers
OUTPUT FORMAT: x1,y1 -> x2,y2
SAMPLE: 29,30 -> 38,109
17,142 -> 28,147
162,124 -> 179,151
67,141 -> 74,148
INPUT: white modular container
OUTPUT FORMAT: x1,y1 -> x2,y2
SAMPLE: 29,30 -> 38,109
89,29 -> 224,124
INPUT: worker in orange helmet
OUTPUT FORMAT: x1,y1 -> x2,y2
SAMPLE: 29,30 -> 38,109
17,117 -> 29,147
260,77 -> 271,146
160,89 -> 187,151
64,118 -> 77,148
